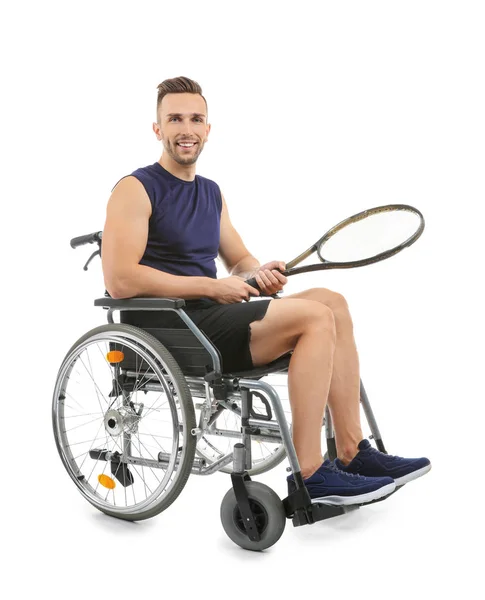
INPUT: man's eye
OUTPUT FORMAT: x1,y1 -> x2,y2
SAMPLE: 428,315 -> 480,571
170,117 -> 180,122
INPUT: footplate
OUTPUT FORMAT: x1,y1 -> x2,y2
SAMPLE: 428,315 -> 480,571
286,485 -> 398,527
291,502 -> 359,527
283,484 -> 358,526
283,468 -> 399,527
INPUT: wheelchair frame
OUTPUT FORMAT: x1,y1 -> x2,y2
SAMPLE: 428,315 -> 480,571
52,233 -> 391,551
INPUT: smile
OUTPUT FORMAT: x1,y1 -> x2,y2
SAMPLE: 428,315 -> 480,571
177,142 -> 197,149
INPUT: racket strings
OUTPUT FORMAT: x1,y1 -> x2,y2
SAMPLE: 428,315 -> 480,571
317,209 -> 423,263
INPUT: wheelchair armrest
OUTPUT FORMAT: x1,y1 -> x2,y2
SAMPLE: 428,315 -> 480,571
94,297 -> 186,310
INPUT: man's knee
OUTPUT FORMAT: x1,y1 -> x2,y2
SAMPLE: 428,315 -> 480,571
270,297 -> 336,335
330,291 -> 349,311
307,287 -> 349,313
302,300 -> 336,336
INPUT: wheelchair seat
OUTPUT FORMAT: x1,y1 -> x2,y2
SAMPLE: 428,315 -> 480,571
224,354 -> 292,378
94,295 -> 292,381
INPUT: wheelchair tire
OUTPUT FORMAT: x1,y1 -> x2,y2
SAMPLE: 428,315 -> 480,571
220,481 -> 286,551
52,324 -> 196,521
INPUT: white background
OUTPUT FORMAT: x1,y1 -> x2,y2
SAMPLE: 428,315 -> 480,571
2,1 -> 484,598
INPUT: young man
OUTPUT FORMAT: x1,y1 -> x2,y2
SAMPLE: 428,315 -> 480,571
102,76 -> 431,506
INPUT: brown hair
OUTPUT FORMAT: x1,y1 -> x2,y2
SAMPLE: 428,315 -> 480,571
156,76 -> 207,121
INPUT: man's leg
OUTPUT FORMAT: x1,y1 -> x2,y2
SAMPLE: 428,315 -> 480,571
249,298 -> 336,479
250,288 -> 431,489
281,288 -> 363,464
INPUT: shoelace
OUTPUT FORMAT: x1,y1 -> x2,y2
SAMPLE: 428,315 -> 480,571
365,446 -> 400,461
324,462 -> 370,480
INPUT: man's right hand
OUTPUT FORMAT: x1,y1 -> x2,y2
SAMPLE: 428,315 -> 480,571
209,276 -> 260,304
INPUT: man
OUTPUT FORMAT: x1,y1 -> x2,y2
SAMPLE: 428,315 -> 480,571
102,76 -> 431,506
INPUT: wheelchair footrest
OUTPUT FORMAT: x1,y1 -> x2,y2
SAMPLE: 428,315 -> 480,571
290,500 -> 358,527
284,478 -> 360,527
290,488 -> 399,527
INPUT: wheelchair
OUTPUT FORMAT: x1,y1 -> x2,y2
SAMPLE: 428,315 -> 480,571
52,231 -> 392,551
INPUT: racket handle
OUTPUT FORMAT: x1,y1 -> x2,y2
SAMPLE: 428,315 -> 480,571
245,269 -> 290,295
245,276 -> 260,292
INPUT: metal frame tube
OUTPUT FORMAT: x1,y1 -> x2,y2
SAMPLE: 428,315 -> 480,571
238,378 -> 301,476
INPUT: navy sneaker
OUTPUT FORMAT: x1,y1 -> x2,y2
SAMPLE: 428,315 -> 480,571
335,439 -> 431,486
287,460 -> 396,506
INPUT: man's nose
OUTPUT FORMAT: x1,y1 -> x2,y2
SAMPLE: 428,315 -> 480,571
181,119 -> 194,135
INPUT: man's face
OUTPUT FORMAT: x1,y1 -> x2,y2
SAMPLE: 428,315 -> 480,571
153,93 -> 210,166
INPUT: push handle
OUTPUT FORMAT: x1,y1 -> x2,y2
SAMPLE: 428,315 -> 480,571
70,231 -> 103,249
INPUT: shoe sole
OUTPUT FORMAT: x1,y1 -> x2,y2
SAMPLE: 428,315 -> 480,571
310,481 -> 396,506
394,463 -> 432,486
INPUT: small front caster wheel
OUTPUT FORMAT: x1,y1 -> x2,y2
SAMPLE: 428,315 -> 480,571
220,481 -> 286,551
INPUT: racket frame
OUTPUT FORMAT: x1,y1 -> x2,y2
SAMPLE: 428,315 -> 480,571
284,203 -> 425,274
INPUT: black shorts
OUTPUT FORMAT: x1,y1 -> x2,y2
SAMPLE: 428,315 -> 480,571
120,298 -> 273,373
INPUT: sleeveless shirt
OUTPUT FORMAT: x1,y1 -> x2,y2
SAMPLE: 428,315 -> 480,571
122,162 -> 222,279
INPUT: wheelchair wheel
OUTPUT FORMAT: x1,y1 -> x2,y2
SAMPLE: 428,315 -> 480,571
220,481 -> 286,551
196,374 -> 292,476
52,324 -> 196,521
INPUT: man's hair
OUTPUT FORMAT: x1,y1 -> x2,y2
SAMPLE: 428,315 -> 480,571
156,76 -> 207,121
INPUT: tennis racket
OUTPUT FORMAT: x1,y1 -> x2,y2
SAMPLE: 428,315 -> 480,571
245,204 -> 425,292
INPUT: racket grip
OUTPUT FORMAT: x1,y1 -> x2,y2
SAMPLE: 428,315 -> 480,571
244,275 -> 285,301
245,269 -> 289,295
245,276 -> 260,292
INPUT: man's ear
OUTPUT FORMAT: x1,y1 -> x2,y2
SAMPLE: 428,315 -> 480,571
205,123 -> 211,141
152,122 -> 162,141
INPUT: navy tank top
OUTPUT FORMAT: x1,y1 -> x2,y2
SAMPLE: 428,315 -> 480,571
121,162 -> 222,279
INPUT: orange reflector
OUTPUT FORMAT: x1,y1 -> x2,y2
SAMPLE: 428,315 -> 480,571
98,474 -> 116,489
106,350 -> 124,363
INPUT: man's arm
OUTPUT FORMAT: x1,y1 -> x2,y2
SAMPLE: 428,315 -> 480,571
102,176 -> 216,299
218,193 -> 260,278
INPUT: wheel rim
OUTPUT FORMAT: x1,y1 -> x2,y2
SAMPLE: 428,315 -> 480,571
53,331 -> 190,516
